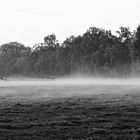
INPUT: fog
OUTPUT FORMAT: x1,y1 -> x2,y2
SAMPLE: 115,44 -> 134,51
1,77 -> 140,87
1,77 -> 140,101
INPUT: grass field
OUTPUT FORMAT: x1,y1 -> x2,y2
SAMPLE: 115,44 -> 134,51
0,79 -> 140,139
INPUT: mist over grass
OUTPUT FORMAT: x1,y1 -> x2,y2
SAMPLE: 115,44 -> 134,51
1,75 -> 140,139
2,75 -> 140,88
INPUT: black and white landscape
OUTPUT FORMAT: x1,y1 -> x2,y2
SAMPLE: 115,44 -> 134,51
0,0 -> 140,139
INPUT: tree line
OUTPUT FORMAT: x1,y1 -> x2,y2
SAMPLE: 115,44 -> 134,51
0,25 -> 140,78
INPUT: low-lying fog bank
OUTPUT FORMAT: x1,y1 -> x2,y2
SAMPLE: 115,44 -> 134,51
1,78 -> 140,101
1,77 -> 140,87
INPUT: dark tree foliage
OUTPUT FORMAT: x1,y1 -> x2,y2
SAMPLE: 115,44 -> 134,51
135,25 -> 140,60
31,34 -> 60,77
0,42 -> 33,76
0,26 -> 139,77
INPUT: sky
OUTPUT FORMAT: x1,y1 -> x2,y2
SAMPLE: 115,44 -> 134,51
0,0 -> 140,47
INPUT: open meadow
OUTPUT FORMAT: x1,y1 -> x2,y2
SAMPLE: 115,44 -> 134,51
0,78 -> 140,139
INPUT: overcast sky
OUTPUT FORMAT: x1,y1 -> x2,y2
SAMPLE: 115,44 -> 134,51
0,0 -> 140,46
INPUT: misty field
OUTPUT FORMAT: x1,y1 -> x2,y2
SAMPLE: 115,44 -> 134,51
1,79 -> 140,139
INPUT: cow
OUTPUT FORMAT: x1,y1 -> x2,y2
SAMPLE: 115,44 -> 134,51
0,75 -> 6,81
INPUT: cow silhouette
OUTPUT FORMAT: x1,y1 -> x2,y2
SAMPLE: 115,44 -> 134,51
0,75 -> 6,81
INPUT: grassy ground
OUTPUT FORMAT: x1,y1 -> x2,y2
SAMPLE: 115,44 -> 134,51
0,85 -> 140,139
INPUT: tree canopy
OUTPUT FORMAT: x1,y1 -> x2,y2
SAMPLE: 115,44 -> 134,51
0,25 -> 140,77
